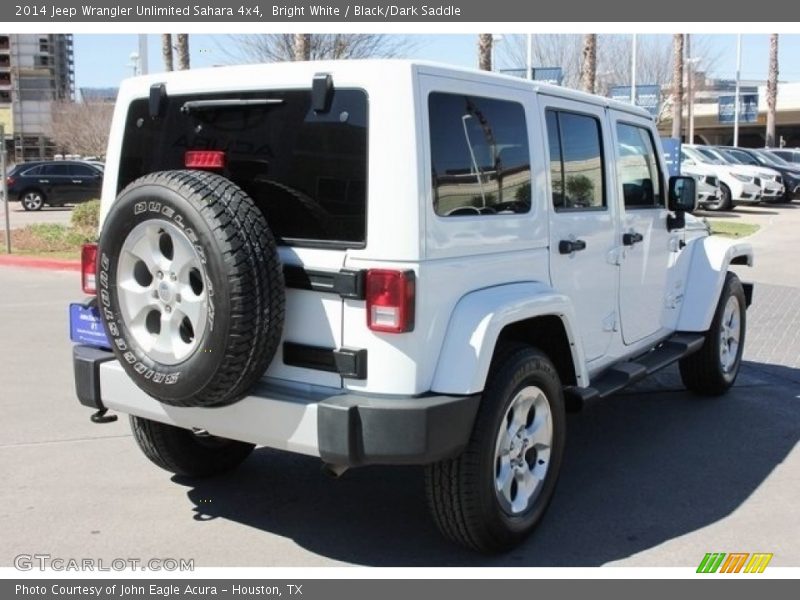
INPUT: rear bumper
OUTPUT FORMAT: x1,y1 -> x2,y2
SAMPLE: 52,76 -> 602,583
72,345 -> 480,467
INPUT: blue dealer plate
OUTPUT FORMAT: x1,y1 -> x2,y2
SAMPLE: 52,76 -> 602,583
69,303 -> 111,349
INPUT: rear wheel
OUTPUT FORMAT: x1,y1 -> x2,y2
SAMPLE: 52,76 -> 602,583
425,346 -> 566,553
679,272 -> 746,396
21,190 -> 45,211
130,416 -> 254,477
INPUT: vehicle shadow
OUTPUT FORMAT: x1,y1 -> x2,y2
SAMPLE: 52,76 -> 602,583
174,361 -> 799,566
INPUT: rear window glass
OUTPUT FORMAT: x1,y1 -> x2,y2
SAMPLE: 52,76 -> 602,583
119,89 -> 368,247
428,92 -> 531,217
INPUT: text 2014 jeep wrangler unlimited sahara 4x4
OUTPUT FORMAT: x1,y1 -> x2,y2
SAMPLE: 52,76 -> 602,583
70,61 -> 753,553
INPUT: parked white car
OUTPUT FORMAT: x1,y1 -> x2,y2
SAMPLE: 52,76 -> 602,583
708,146 -> 785,202
69,60 -> 754,553
681,166 -> 722,209
681,145 -> 761,210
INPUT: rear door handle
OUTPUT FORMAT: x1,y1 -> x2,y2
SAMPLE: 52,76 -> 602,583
622,232 -> 644,246
559,239 -> 587,254
72,180 -> 83,184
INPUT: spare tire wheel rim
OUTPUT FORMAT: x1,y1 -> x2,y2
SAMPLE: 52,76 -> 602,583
117,219 -> 209,366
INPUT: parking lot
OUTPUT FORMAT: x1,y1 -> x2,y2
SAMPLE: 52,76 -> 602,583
0,203 -> 798,568
0,200 -> 73,229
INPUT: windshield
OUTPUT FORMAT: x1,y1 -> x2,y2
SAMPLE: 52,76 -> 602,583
693,147 -> 725,165
756,149 -> 791,167
718,149 -> 747,165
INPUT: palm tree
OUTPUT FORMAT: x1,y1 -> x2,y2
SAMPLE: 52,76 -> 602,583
294,34 -> 311,61
161,34 -> 173,72
176,34 -> 190,70
478,34 -> 492,71
581,34 -> 597,94
671,34 -> 684,140
766,34 -> 779,147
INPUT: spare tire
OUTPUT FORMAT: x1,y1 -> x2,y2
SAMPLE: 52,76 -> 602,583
97,170 -> 285,407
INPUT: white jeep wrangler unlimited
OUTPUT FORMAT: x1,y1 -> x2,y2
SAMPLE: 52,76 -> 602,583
71,60 -> 753,553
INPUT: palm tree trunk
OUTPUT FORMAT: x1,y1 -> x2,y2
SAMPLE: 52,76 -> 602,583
766,33 -> 779,147
161,34 -> 173,72
294,34 -> 311,61
581,34 -> 597,94
671,34 -> 684,140
176,34 -> 190,71
478,34 -> 493,71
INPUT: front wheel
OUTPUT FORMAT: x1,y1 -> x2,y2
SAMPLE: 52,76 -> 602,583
679,272 -> 747,396
21,190 -> 45,211
130,416 -> 255,478
425,345 -> 566,553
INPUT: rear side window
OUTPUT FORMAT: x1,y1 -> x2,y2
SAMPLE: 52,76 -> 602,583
120,89 -> 368,247
616,123 -> 664,208
42,164 -> 71,176
428,93 -> 531,217
546,110 -> 605,210
72,165 -> 99,177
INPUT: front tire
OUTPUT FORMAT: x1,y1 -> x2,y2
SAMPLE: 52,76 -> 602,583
425,345 -> 566,553
130,416 -> 254,478
21,190 -> 45,211
679,272 -> 746,396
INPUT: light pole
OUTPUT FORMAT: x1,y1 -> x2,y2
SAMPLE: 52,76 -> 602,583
733,34 -> 742,147
127,51 -> 140,76
526,34 -> 533,80
631,34 -> 637,104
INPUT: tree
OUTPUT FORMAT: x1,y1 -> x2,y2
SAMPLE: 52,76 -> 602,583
766,34 -> 779,147
223,34 -> 413,63
478,34 -> 493,71
671,34 -> 684,139
581,34 -> 597,93
50,101 -> 114,158
294,34 -> 311,61
161,33 -> 173,72
176,34 -> 190,70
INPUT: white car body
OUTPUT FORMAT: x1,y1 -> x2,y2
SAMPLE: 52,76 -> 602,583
703,146 -> 785,201
681,145 -> 761,205
83,60 -> 754,463
681,165 -> 722,206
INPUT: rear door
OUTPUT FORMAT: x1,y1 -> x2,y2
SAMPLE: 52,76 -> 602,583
610,113 -> 673,344
544,98 -> 620,362
40,163 -> 74,204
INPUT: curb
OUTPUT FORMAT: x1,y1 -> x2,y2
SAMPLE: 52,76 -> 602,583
0,254 -> 80,272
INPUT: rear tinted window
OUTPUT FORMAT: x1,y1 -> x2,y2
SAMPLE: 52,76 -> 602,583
42,164 -> 71,176
120,89 -> 368,247
428,93 -> 531,217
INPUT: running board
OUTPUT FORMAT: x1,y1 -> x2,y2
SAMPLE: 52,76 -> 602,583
564,333 -> 705,410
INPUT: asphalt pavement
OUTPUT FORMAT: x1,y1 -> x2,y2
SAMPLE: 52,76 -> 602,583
0,203 -> 798,568
0,200 -> 74,230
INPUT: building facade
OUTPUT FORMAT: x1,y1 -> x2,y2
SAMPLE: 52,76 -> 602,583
0,34 -> 75,163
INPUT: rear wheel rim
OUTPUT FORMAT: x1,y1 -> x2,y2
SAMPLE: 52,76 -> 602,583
23,192 -> 43,210
117,220 -> 209,366
719,295 -> 741,373
493,385 -> 553,516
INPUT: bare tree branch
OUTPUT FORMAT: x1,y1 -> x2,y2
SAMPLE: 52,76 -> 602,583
220,34 -> 415,63
50,101 -> 114,158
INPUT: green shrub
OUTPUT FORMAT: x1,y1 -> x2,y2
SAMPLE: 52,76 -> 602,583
71,199 -> 101,230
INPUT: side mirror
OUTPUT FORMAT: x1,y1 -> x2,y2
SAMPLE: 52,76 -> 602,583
668,175 -> 697,213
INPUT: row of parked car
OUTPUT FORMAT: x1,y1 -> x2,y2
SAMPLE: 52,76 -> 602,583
681,145 -> 800,211
4,160 -> 104,211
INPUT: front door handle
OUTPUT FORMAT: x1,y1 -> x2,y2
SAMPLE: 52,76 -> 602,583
72,180 -> 83,184
559,239 -> 587,254
622,232 -> 644,246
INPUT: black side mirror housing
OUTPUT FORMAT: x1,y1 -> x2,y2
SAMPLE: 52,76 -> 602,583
668,175 -> 697,213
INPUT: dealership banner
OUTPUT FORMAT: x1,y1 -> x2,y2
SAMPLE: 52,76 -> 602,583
610,85 -> 662,118
4,0 -> 800,22
719,94 -> 760,124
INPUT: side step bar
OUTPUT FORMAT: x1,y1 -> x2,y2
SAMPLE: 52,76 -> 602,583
564,333 -> 705,410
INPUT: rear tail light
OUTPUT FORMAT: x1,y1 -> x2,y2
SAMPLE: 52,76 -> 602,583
366,269 -> 415,333
5,176 -> 15,187
81,243 -> 98,294
185,150 -> 226,170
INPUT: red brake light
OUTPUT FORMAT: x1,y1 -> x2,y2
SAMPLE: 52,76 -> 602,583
81,243 -> 98,294
366,270 -> 415,333
185,150 -> 226,170
6,176 -> 15,187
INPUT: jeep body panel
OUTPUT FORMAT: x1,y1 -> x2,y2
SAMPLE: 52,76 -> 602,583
430,282 -> 587,394
677,236 -> 754,331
